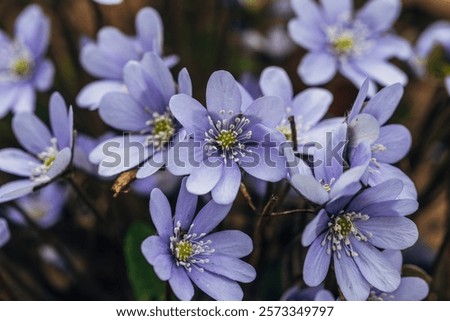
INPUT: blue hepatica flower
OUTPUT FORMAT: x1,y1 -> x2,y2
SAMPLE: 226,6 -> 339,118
6,184 -> 68,229
288,0 -> 411,95
346,80 -> 416,199
0,5 -> 54,117
77,6 -> 177,110
258,66 -> 336,145
89,53 -> 192,178
410,21 -> 450,95
0,218 -> 10,247
0,93 -> 73,203
301,179 -> 419,301
169,70 -> 287,205
141,178 -> 256,301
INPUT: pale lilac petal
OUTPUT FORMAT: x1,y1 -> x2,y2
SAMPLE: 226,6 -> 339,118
359,199 -> 418,217
348,114 -> 380,148
178,68 -> 192,96
244,96 -> 284,128
334,251 -> 371,301
173,177 -> 198,231
169,266 -> 194,301
291,88 -> 333,127
339,63 -> 377,97
205,230 -> 253,258
374,125 -> 411,163
303,237 -> 331,286
0,179 -> 36,203
99,92 -> 148,131
347,79 -> 370,122
13,85 -> 35,113
354,60 -> 408,87
186,161 -> 223,195
151,254 -> 173,281
206,71 -> 242,118
189,268 -> 243,300
352,240 -> 401,293
191,200 -> 232,235
76,80 -> 125,110
150,188 -> 173,240
12,112 -> 52,155
298,52 -> 337,85
291,0 -> 322,26
140,53 -> 175,102
33,59 -> 54,91
136,151 -> 165,179
0,148 -> 40,177
290,174 -> 329,205
321,0 -> 353,23
49,92 -> 71,150
301,209 -> 329,246
369,35 -> 412,60
15,5 -> 50,57
0,218 -> 10,247
80,43 -> 123,80
368,163 -> 417,200
287,19 -> 326,51
0,86 -> 18,118
357,216 -> 418,249
356,0 -> 401,34
135,7 -> 163,53
259,67 -> 293,106
362,83 -> 404,125
202,255 -> 256,282
389,277 -> 429,301
169,94 -> 209,134
211,162 -> 241,205
141,235 -> 169,265
46,148 -> 72,179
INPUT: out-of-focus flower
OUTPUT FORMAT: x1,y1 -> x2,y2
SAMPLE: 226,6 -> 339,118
6,184 -> 68,228
0,93 -> 73,203
0,5 -> 54,117
89,53 -> 191,180
281,284 -> 334,301
141,178 -> 256,300
0,218 -> 10,247
301,179 -> 418,300
410,21 -> 450,95
93,0 -> 123,4
347,80 -> 416,199
288,0 -> 411,95
77,7 -> 177,110
259,66 -> 334,144
169,70 -> 287,205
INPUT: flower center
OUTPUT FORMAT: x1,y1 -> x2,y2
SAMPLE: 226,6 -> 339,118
204,110 -> 253,163
322,211 -> 371,259
368,290 -> 395,301
371,143 -> 387,153
332,35 -> 354,55
319,178 -> 335,192
12,58 -> 33,77
277,125 -> 292,141
31,138 -> 59,183
144,112 -> 175,149
326,21 -> 372,59
170,221 -> 215,272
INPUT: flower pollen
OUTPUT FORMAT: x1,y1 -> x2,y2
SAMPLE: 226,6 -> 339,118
144,112 -> 175,149
31,138 -> 59,183
12,58 -> 33,77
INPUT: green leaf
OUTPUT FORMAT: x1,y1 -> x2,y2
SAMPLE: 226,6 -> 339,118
124,221 -> 165,300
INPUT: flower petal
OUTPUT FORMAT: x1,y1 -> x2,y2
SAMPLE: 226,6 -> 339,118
368,163 -> 417,200
372,125 -> 411,163
206,70 -> 242,119
50,92 -> 72,150
150,188 -> 173,241
0,148 -> 40,177
259,66 -> 293,106
302,209 -> 330,246
298,52 -> 337,85
33,59 -> 54,91
187,161 -> 223,195
151,254 -> 173,281
174,177 -> 198,231
169,94 -> 209,135
303,237 -> 331,287
135,7 -> 163,53
291,88 -> 333,128
354,60 -> 407,87
287,19 -> 326,51
141,235 -> 169,265
202,254 -> 256,283
352,240 -> 401,293
140,53 -> 175,103
189,268 -> 243,301
389,277 -> 429,301
290,174 -> 329,205
244,96 -> 284,128
362,83 -> 404,126
205,230 -> 253,258
321,0 -> 353,24
169,266 -> 195,301
334,251 -> 371,301
178,68 -> 192,96
0,218 -> 10,247
0,179 -> 36,203
76,81 -> 125,110
348,114 -> 380,148
356,0 -> 401,34
12,111 -> 52,155
211,162 -> 241,205
191,200 -> 232,235
46,148 -> 71,179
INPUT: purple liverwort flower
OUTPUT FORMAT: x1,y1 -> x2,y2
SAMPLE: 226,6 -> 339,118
288,0 -> 411,95
281,285 -> 334,301
6,184 -> 68,228
259,66 -> 336,145
89,53 -> 191,179
169,70 -> 287,205
367,250 -> 429,301
410,21 -> 450,95
0,5 -> 54,117
346,80 -> 417,199
141,178 -> 256,301
302,179 -> 419,300
77,6 -> 177,110
0,92 -> 73,203
0,218 -> 10,247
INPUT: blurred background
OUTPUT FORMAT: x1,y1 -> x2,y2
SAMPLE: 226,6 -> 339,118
0,0 -> 449,300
